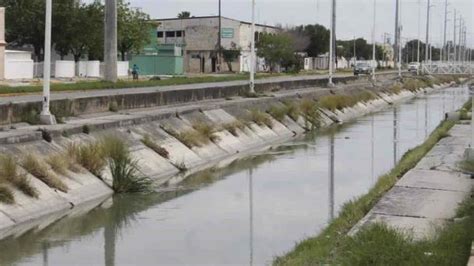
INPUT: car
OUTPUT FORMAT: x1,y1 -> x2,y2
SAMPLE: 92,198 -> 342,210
408,62 -> 420,73
353,63 -> 372,75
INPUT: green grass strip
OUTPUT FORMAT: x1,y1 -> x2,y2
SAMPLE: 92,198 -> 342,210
274,119 -> 459,265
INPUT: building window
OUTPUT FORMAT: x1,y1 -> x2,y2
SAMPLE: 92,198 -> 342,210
166,31 -> 176,37
176,31 -> 182,37
157,31 -> 163,38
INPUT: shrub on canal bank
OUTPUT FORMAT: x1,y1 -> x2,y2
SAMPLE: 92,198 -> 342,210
21,154 -> 69,193
249,109 -> 274,129
103,137 -> 153,193
274,120 -> 458,265
0,186 -> 14,204
0,156 -> 38,198
68,142 -> 106,177
299,100 -> 320,131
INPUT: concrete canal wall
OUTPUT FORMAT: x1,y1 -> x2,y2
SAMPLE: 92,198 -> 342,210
0,77 -> 453,240
0,74 -> 379,125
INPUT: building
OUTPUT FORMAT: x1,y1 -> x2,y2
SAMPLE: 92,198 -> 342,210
151,16 -> 280,73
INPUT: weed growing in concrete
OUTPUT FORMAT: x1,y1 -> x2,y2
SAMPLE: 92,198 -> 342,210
0,155 -> 39,198
274,120 -> 457,265
68,142 -> 106,177
356,90 -> 377,103
403,79 -> 427,92
318,95 -> 355,111
46,154 -> 70,176
0,186 -> 14,204
223,121 -> 246,137
109,101 -> 119,112
82,125 -> 90,135
390,84 -> 403,94
268,105 -> 290,122
282,101 -> 301,122
22,154 -> 68,193
172,161 -> 188,173
141,135 -> 169,159
103,137 -> 153,193
299,100 -> 320,131
192,122 -> 220,143
161,126 -> 200,148
249,109 -> 274,128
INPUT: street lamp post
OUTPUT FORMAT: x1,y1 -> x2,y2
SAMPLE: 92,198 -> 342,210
425,0 -> 431,65
104,0 -> 118,82
40,0 -> 56,125
371,0 -> 376,82
249,0 -> 256,94
328,0 -> 336,86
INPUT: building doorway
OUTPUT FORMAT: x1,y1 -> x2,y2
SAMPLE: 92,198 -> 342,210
200,57 -> 205,73
211,57 -> 217,72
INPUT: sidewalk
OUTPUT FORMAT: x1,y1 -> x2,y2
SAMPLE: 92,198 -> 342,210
0,71 -> 398,105
349,124 -> 474,240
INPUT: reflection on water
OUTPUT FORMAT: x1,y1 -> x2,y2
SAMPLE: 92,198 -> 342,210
0,86 -> 468,266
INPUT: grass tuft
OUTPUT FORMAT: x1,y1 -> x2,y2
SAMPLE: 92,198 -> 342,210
0,186 -> 14,204
21,154 -> 68,193
141,135 -> 170,159
299,99 -> 320,131
268,105 -> 290,122
0,155 -> 39,198
249,109 -> 274,129
104,137 -> 153,193
223,120 -> 246,137
192,122 -> 220,143
68,142 -> 106,177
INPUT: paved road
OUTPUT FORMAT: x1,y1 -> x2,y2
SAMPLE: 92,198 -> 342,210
0,71 -> 398,104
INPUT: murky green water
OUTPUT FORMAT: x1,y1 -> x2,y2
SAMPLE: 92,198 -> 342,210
0,86 -> 468,266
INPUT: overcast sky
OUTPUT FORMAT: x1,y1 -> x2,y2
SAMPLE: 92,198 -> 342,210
88,0 -> 473,47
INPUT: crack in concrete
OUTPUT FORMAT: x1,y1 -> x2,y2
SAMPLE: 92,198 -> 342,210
395,185 -> 468,193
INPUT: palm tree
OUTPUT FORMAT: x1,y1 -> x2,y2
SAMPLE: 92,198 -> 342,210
177,11 -> 191,18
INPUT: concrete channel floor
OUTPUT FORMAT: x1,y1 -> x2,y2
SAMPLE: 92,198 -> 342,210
350,124 -> 474,240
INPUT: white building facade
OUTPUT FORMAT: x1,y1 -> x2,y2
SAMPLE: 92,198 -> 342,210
152,16 -> 280,73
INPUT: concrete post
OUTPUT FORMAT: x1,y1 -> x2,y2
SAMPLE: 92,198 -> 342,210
0,8 -> 5,80
328,0 -> 336,86
371,0 -> 376,82
249,0 -> 256,93
40,0 -> 56,125
425,0 -> 431,64
104,0 -> 118,82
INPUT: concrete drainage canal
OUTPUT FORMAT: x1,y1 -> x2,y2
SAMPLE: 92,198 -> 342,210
0,85 -> 468,265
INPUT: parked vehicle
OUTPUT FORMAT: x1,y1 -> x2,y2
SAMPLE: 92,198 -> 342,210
353,62 -> 372,75
408,62 -> 420,73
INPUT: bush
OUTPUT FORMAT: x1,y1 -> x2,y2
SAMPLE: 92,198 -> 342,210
192,122 -> 220,143
68,142 -> 106,177
0,155 -> 38,198
268,105 -> 291,122
249,109 -> 274,128
390,84 -> 403,94
223,121 -> 246,137
141,135 -> 170,159
299,99 -> 320,131
318,95 -> 355,111
283,101 -> 301,121
0,186 -> 14,204
22,154 -> 68,193
104,137 -> 153,193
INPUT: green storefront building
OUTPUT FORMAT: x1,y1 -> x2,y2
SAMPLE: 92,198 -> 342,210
130,30 -> 184,76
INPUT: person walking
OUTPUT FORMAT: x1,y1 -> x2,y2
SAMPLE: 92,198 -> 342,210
132,64 -> 139,80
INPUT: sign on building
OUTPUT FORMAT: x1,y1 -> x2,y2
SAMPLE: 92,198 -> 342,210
221,28 -> 234,39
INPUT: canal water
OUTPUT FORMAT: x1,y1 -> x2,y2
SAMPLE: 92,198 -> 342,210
0,86 -> 468,266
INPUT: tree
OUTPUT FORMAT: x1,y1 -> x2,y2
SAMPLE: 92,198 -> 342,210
290,24 -> 330,57
177,11 -> 191,18
222,43 -> 241,72
0,0 -> 46,61
117,0 -> 153,61
257,33 -> 298,73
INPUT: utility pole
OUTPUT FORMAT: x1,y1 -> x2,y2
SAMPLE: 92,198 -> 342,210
104,0 -> 118,82
249,0 -> 256,93
328,0 -> 336,86
40,0 -> 56,125
453,10 -> 457,62
394,0 -> 400,66
218,0 -> 222,72
371,0 -> 376,81
425,0 -> 431,64
417,0 -> 421,74
397,1 -> 402,78
443,0 -> 448,62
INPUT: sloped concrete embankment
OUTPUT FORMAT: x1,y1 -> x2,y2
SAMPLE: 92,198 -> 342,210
0,82 -> 449,240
